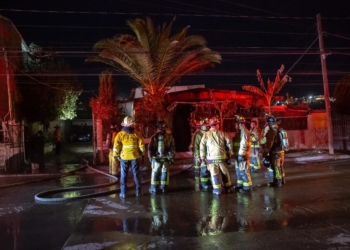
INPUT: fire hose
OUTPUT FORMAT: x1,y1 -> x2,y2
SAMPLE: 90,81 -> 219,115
0,155 -> 193,203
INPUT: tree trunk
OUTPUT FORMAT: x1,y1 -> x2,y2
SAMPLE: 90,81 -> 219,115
219,111 -> 223,130
96,118 -> 104,163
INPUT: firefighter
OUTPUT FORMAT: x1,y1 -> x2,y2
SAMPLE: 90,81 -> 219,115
106,124 -> 119,176
189,118 -> 210,191
113,116 -> 145,198
232,115 -> 252,194
199,117 -> 233,196
249,120 -> 261,173
260,122 -> 274,178
261,115 -> 288,187
148,121 -> 176,195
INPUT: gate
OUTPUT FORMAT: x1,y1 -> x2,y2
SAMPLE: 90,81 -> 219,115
332,114 -> 350,151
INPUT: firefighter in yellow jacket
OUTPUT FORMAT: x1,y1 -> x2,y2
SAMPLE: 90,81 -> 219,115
232,115 -> 252,194
113,116 -> 145,198
148,121 -> 176,195
199,117 -> 233,196
249,120 -> 261,173
189,118 -> 210,190
106,124 -> 119,176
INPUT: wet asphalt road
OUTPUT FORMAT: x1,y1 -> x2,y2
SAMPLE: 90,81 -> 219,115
1,143 -> 350,250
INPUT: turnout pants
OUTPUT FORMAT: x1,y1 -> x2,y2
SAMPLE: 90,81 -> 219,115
150,160 -> 170,191
207,162 -> 232,194
109,149 -> 119,175
235,159 -> 252,191
271,151 -> 285,184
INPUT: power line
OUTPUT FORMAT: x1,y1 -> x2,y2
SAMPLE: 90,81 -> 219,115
0,8 -> 321,19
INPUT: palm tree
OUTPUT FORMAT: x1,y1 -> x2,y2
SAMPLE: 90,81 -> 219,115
88,16 -> 221,119
242,64 -> 290,114
90,70 -> 117,163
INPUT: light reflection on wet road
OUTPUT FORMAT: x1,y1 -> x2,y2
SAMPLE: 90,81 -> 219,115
1,153 -> 350,249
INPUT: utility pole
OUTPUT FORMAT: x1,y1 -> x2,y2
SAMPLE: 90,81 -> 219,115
317,14 -> 334,154
3,48 -> 13,121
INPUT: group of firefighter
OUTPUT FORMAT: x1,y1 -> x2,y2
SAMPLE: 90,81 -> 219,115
107,113 -> 288,198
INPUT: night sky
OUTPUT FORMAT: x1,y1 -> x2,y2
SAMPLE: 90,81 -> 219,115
1,0 -> 350,101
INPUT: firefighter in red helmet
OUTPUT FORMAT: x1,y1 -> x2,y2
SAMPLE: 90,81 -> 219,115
200,117 -> 233,196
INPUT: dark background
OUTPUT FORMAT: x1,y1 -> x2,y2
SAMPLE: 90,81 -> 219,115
1,0 -> 350,102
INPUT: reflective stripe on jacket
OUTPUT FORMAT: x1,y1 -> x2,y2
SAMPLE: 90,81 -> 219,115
232,125 -> 250,156
113,130 -> 145,160
199,127 -> 232,162
190,129 -> 205,158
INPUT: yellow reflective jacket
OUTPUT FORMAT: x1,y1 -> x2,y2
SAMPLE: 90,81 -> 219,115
200,127 -> 232,163
113,128 -> 145,160
189,129 -> 205,158
232,125 -> 251,156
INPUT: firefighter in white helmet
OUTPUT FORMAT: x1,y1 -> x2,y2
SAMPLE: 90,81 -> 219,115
199,117 -> 233,196
232,115 -> 252,194
148,121 -> 176,195
113,116 -> 145,198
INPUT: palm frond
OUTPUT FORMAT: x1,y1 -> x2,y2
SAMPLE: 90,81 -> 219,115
159,16 -> 176,43
242,85 -> 266,97
127,18 -> 150,52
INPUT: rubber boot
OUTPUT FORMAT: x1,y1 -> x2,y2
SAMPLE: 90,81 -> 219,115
149,185 -> 157,195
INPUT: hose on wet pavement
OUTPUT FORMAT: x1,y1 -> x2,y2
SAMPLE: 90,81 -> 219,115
34,158 -> 193,203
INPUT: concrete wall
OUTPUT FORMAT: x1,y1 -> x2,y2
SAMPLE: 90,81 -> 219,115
276,113 -> 328,150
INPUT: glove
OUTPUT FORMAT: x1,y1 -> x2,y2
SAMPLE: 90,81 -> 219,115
237,155 -> 246,162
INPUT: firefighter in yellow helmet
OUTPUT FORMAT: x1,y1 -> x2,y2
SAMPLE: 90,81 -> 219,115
148,121 -> 176,194
199,117 -> 233,196
113,116 -> 145,198
189,118 -> 210,190
232,115 -> 252,194
249,120 -> 261,173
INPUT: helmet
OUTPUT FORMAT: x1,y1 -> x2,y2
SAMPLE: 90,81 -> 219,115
157,120 -> 167,130
208,117 -> 220,126
121,116 -> 135,127
196,118 -> 208,130
266,115 -> 281,125
234,115 -> 246,123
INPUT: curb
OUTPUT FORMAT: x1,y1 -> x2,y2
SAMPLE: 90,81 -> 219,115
285,154 -> 350,163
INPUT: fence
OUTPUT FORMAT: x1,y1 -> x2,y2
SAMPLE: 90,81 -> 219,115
332,114 -> 350,151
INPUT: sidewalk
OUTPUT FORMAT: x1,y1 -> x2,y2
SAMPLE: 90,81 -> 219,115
0,142 -> 349,177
